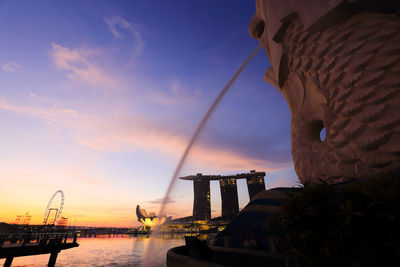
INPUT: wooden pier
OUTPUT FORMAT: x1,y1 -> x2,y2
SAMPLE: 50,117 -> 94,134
0,232 -> 79,267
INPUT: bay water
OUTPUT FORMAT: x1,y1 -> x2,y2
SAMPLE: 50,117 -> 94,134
0,235 -> 184,266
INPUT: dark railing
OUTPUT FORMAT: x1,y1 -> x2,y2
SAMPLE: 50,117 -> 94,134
0,232 -> 79,267
0,232 -> 78,247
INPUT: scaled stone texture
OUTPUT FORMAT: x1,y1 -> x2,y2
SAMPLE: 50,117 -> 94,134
250,0 -> 400,184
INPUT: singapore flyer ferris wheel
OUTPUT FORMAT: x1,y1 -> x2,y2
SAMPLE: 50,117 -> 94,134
43,190 -> 65,225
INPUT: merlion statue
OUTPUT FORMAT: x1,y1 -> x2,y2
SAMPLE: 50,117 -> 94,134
250,0 -> 400,184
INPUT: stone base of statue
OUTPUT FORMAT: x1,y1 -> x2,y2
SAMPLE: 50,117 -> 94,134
167,176 -> 400,266
167,244 -> 286,267
166,187 -> 295,267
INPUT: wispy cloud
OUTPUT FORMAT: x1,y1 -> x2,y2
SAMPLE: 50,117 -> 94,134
0,97 -> 78,122
147,197 -> 177,205
142,78 -> 202,106
50,43 -> 118,88
105,16 -> 143,56
0,97 -> 291,172
2,61 -> 21,72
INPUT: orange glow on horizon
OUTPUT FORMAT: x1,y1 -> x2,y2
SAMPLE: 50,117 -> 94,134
0,199 -> 194,228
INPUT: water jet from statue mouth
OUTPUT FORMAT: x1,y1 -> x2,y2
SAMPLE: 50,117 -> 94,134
141,45 -> 262,267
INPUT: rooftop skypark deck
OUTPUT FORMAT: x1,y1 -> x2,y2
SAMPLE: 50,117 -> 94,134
179,171 -> 266,181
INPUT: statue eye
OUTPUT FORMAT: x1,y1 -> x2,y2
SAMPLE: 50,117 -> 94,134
254,21 -> 265,39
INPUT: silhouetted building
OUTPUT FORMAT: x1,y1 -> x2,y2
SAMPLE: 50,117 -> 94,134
220,178 -> 239,219
57,217 -> 69,227
13,215 -> 22,225
193,174 -> 211,221
180,171 -> 266,221
246,170 -> 266,200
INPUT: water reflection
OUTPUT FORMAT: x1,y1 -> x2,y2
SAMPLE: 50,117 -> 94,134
0,235 -> 184,267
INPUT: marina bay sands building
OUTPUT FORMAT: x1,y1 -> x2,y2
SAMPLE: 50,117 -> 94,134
180,170 -> 266,221
192,179 -> 211,221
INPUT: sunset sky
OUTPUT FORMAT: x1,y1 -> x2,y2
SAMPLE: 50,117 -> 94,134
0,0 -> 299,227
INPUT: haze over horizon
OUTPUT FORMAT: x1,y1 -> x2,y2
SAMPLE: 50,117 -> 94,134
0,0 -> 299,227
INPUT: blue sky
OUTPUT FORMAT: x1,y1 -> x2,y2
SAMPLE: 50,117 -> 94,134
0,0 -> 298,226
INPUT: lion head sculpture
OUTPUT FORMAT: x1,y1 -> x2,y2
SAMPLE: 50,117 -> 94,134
249,0 -> 400,184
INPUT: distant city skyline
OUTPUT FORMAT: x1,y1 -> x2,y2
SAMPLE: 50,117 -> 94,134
0,0 -> 299,227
